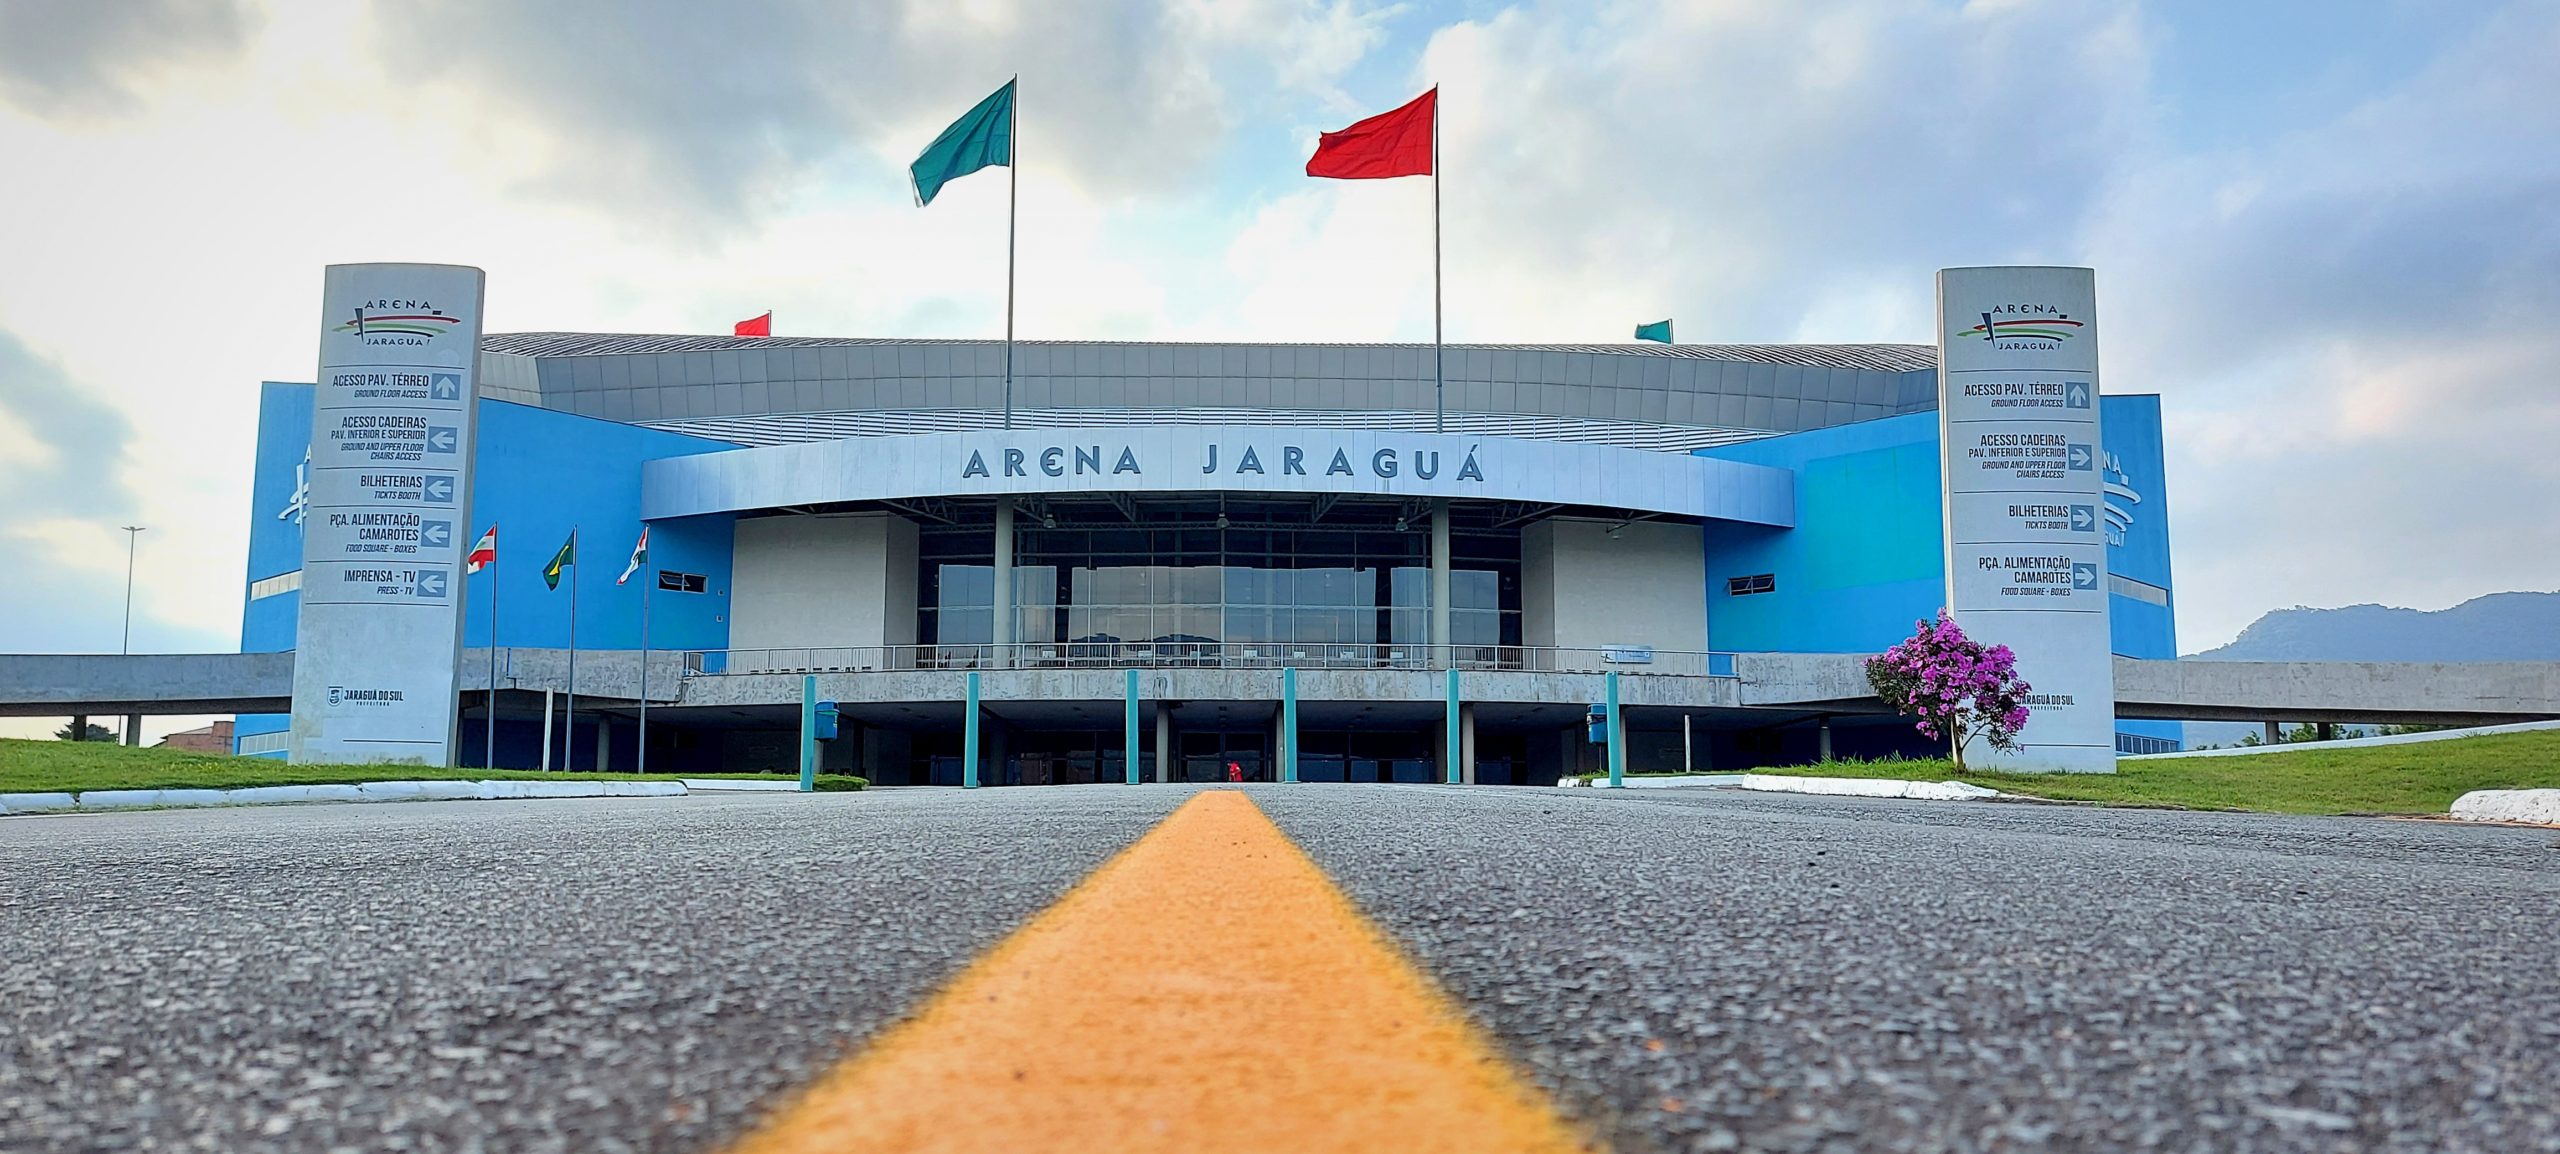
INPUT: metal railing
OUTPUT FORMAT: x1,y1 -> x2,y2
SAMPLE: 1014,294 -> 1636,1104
681,643 -> 1739,679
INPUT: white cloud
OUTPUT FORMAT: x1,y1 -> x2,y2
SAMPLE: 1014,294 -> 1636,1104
1,0 -> 2554,672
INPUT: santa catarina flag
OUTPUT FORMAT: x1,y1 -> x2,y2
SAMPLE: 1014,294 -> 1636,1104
465,525 -> 497,574
1306,88 -> 1435,179
734,311 -> 771,337
617,526 -> 650,586
543,531 -> 576,591
912,79 -> 1015,206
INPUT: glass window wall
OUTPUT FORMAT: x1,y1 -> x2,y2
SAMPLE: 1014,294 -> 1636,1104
916,503 -> 1524,667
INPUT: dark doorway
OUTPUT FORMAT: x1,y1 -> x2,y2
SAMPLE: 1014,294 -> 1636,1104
1180,730 -> 1269,783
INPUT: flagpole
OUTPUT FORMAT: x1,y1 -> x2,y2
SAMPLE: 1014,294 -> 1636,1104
565,525 -> 578,773
486,543 -> 498,770
1431,84 -> 1443,435
638,557 -> 651,776
1004,74 -> 1018,431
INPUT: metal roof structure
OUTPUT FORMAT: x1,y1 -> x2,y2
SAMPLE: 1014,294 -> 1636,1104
481,332 -> 1938,374
645,406 -> 1780,453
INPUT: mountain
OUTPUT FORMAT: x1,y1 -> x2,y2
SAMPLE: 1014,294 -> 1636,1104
2174,591 -> 2560,748
2187,591 -> 2560,662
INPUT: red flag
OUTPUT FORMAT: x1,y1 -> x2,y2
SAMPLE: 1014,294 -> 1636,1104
1306,88 -> 1435,179
465,524 -> 496,574
734,311 -> 771,337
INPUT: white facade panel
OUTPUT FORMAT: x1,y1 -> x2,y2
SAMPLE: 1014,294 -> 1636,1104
1521,519 -> 1707,654
729,513 -> 918,654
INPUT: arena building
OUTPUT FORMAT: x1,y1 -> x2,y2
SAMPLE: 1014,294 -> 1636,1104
236,271 -> 2180,782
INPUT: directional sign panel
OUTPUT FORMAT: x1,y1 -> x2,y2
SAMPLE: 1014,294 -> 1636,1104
1946,492 -> 2106,547
289,263 -> 485,766
1938,266 -> 2115,773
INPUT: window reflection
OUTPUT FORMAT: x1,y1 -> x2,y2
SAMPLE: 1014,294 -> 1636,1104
917,513 -> 1525,667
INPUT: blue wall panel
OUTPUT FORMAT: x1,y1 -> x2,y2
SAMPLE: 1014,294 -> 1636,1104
2100,394 -> 2182,750
452,400 -> 738,653
233,383 -> 317,755
1696,411 -> 1946,654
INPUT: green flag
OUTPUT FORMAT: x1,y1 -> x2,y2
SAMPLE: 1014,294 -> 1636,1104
543,531 -> 576,591
1634,319 -> 1673,343
911,79 -> 1014,206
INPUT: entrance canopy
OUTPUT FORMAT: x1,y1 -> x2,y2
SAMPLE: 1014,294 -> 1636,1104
641,426 -> 1795,526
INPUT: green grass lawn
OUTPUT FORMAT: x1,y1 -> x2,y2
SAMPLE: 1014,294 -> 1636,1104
1739,728 -> 2560,815
0,739 -> 863,793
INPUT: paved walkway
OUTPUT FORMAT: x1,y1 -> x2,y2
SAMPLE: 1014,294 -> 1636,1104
5,786 -> 2558,1151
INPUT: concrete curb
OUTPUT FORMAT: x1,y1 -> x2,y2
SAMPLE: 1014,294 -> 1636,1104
2450,789 -> 2560,826
680,778 -> 805,792
2128,718 -> 2560,760
1738,774 -> 2004,802
0,792 -> 78,814
0,779 -> 694,817
1556,774 -> 1744,789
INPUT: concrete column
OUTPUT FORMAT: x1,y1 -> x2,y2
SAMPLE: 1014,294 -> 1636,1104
986,714 -> 1010,786
2264,720 -> 2280,745
594,715 -> 612,771
1154,705 -> 1173,784
1817,716 -> 1833,762
69,714 -> 88,741
539,690 -> 555,771
2315,722 -> 2335,742
1430,498 -> 1452,666
828,721 -> 860,774
1459,702 -> 1477,785
991,500 -> 1015,660
123,714 -> 142,747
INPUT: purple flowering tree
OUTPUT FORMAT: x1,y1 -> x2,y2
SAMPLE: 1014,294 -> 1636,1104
1863,610 -> 2031,773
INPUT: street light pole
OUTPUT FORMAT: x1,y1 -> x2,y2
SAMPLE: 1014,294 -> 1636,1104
120,525 -> 145,655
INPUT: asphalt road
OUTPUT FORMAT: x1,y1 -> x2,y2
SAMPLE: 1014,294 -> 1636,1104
6,786 -> 2559,1152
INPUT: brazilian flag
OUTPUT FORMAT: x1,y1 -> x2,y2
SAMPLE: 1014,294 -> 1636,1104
911,79 -> 1014,206
543,531 -> 576,591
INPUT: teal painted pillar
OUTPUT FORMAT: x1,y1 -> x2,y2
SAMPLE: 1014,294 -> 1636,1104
1605,669 -> 1625,788
1444,667 -> 1461,785
963,670 -> 982,790
1282,667 -> 1299,783
798,675 -> 817,792
1124,668 -> 1141,785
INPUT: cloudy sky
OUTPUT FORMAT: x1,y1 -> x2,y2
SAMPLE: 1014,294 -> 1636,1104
1,0 -> 2555,706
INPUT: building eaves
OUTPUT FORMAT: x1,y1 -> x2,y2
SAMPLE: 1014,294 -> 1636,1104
479,332 -> 1938,374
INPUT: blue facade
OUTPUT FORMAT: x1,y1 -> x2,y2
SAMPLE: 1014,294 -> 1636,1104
1697,411 -> 1948,654
1696,395 -> 2182,752
235,384 -> 740,757
232,376 -> 2180,766
2098,394 -> 2183,752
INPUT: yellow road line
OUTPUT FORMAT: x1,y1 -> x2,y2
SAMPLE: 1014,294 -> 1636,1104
728,790 -> 1596,1153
